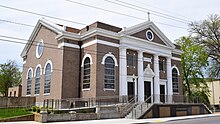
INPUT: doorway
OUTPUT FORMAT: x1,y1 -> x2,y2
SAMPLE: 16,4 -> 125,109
127,82 -> 134,100
144,81 -> 151,102
160,85 -> 165,103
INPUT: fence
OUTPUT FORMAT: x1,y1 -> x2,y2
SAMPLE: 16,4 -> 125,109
0,97 -> 36,108
43,95 -> 132,110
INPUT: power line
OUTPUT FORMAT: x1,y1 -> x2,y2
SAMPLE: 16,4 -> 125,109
131,0 -> 194,21
0,4 -> 86,26
111,0 -> 192,23
65,0 -> 187,29
0,3 -> 187,30
0,34 -> 171,64
104,0 -> 190,24
65,0 -> 145,21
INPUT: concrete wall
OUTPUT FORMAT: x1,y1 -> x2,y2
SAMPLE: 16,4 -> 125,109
0,97 -> 35,108
141,104 -> 211,119
35,113 -> 98,123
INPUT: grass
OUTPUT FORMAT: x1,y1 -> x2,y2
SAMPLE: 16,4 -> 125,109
0,108 -> 32,119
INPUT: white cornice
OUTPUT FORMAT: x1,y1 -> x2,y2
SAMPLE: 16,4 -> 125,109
81,39 -> 119,48
58,42 -> 80,49
172,49 -> 184,55
172,57 -> 181,61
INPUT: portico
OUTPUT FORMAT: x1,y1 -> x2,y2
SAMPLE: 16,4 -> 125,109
119,21 -> 176,103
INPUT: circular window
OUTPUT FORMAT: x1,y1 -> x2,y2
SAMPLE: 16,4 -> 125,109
36,40 -> 44,59
146,30 -> 154,41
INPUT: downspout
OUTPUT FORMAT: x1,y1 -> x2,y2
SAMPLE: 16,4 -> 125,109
78,41 -> 82,98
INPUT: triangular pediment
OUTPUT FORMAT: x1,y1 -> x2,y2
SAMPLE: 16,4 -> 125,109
122,21 -> 175,48
20,19 -> 64,58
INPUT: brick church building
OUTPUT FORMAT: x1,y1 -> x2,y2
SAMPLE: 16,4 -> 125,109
21,19 -> 182,105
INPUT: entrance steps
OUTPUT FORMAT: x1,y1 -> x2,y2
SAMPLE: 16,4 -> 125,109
126,102 -> 153,119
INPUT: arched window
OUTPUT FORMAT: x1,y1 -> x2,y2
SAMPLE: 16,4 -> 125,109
26,69 -> 32,95
44,63 -> 51,94
35,67 -> 41,94
104,56 -> 115,89
172,68 -> 179,93
83,57 -> 90,89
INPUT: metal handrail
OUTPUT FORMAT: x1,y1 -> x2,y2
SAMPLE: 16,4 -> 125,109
119,95 -> 138,118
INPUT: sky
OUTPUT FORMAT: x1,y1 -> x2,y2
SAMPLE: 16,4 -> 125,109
0,0 -> 219,68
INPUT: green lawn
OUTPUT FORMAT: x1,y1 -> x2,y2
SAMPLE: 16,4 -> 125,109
0,108 -> 32,119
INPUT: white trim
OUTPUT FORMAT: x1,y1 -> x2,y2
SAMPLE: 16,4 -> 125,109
26,68 -> 33,79
101,52 -> 118,66
34,64 -> 42,77
44,60 -> 53,74
172,65 -> 180,75
43,93 -> 50,96
120,21 -> 175,48
58,42 -> 80,49
104,88 -> 116,91
82,88 -> 90,91
143,57 -> 152,63
146,30 -> 154,41
23,60 -> 26,64
172,49 -> 184,55
36,39 -> 44,59
172,57 -> 181,61
81,54 -> 93,67
81,39 -> 119,48
26,95 -> 31,97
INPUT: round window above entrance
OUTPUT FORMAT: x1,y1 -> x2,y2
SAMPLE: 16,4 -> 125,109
36,39 -> 44,59
146,30 -> 154,41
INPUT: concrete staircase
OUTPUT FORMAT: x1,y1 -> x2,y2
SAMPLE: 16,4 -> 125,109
126,102 -> 153,119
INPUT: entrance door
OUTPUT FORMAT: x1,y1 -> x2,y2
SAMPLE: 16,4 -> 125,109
127,82 -> 134,100
160,85 -> 165,103
144,81 -> 151,102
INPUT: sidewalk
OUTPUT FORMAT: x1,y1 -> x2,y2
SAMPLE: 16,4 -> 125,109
1,113 -> 220,124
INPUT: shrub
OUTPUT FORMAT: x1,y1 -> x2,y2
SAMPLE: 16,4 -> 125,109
32,106 -> 37,112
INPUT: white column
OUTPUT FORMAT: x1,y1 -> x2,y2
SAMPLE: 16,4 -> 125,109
167,57 -> 173,103
138,50 -> 144,102
119,47 -> 127,96
153,54 -> 160,103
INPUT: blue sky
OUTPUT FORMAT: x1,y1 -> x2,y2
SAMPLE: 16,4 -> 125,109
0,0 -> 219,68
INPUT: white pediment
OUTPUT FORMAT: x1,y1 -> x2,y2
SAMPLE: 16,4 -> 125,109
120,21 -> 175,49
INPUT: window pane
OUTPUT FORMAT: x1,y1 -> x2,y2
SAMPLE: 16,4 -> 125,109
172,68 -> 178,93
26,69 -> 32,95
104,57 -> 115,89
83,57 -> 90,89
44,63 -> 51,94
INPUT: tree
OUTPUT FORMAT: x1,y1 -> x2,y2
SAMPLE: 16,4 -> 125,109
177,37 -> 209,100
0,60 -> 21,96
190,14 -> 220,78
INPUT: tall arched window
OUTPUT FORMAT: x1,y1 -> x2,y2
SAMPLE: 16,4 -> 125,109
172,68 -> 179,93
35,67 -> 41,94
26,69 -> 32,95
104,56 -> 115,89
44,63 -> 51,94
83,57 -> 90,89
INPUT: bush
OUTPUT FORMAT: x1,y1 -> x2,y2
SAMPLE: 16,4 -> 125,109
32,106 -> 37,112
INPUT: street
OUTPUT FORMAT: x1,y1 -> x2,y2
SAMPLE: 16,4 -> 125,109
155,115 -> 220,124
1,114 -> 220,124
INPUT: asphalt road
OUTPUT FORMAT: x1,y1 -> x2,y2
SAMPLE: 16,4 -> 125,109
154,115 -> 220,124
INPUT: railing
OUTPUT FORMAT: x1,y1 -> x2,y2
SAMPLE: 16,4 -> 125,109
128,94 -> 204,119
43,94 -> 204,117
119,95 -> 138,118
43,95 -> 132,110
130,95 -> 152,119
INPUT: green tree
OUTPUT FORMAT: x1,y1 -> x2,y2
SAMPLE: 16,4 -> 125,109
177,37 -> 209,100
190,14 -> 220,78
0,60 -> 21,96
